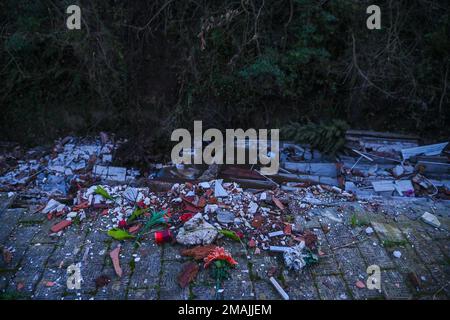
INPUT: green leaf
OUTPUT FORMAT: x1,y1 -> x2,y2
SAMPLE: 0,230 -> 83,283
107,228 -> 134,240
94,186 -> 115,201
127,207 -> 147,223
219,229 -> 241,242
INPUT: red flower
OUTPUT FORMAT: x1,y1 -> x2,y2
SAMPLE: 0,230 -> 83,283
180,213 -> 193,222
204,247 -> 238,268
118,220 -> 127,229
136,200 -> 147,209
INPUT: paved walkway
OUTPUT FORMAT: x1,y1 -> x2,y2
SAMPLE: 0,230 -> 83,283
0,192 -> 449,300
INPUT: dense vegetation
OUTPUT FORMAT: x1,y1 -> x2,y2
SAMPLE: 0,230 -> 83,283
1,1 -> 449,160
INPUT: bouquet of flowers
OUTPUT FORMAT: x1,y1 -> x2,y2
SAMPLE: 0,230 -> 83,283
204,247 -> 238,300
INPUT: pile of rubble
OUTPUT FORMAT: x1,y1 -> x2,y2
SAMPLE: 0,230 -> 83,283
0,134 -> 139,198
274,130 -> 450,200
0,129 -> 448,299
339,130 -> 449,199
41,178 -> 332,259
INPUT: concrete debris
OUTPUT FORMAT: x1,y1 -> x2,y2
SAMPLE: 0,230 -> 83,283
176,213 -> 218,245
214,179 -> 229,198
282,242 -> 317,272
0,130 -> 448,300
216,209 -> 235,224
269,276 -> 290,300
0,135 -> 138,196
365,226 -> 374,235
42,199 -> 67,214
401,142 -> 449,160
420,212 -> 441,228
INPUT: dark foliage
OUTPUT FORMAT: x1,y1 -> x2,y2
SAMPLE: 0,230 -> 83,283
1,1 -> 449,158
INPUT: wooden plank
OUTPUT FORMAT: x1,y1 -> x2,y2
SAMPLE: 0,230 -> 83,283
401,142 -> 449,160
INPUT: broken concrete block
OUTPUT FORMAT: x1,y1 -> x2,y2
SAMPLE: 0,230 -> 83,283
421,212 -> 441,228
216,209 -> 235,224
372,180 -> 395,192
394,180 -> 414,197
93,165 -> 127,182
392,165 -> 404,178
269,246 -> 291,253
176,213 -> 218,245
401,142 -> 449,160
214,180 -> 228,198
268,230 -> 284,237
248,201 -> 258,214
42,199 -> 67,214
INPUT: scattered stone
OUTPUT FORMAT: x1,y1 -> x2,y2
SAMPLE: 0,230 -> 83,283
365,227 -> 374,235
269,246 -> 291,253
420,212 -> 441,228
248,201 -> 258,214
217,209 -> 235,224
393,250 -> 402,258
214,180 -> 228,198
268,230 -> 284,237
392,165 -> 404,178
176,213 -> 218,245
198,182 -> 211,189
42,199 -> 67,214
355,280 -> 366,289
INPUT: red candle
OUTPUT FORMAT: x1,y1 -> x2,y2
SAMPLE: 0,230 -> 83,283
155,230 -> 173,244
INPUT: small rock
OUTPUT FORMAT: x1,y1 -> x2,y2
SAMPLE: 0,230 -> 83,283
392,165 -> 404,178
355,280 -> 366,289
421,212 -> 441,228
365,227 -> 374,235
216,209 -> 235,224
176,213 -> 218,245
393,250 -> 402,258
248,201 -> 258,214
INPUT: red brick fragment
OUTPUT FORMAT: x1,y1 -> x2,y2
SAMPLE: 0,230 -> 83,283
50,220 -> 72,233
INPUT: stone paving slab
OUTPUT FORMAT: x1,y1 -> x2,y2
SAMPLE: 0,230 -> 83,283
1,194 -> 449,300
